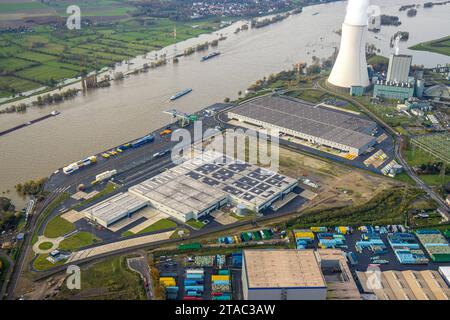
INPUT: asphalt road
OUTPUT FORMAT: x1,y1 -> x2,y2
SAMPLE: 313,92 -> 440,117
127,256 -> 152,300
5,103 -> 230,299
7,89 -> 449,299
6,190 -> 61,300
315,81 -> 450,216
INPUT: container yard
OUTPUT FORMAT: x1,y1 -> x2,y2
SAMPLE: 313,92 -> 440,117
154,223 -> 450,301
217,228 -> 283,245
387,233 -> 429,264
157,253 -> 236,300
211,270 -> 232,300
415,230 -> 450,262
294,229 -> 315,249
318,232 -> 346,249
183,268 -> 205,300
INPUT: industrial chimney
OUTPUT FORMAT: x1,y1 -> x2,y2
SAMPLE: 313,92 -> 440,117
328,0 -> 370,89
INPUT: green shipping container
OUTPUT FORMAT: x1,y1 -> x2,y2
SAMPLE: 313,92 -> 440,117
431,253 -> 450,263
241,233 -> 250,242
178,243 -> 201,250
444,230 -> 450,238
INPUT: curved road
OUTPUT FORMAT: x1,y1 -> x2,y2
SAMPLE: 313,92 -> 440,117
7,84 -> 449,299
316,80 -> 449,214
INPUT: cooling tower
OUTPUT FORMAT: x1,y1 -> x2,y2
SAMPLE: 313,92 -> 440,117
328,0 -> 370,89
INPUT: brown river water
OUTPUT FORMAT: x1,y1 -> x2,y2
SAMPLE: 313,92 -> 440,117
1,0 -> 449,207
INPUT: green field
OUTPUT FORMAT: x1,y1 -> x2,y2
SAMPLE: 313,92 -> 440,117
0,15 -> 221,98
33,253 -> 65,271
122,218 -> 177,237
287,188 -> 423,229
59,232 -> 98,251
0,256 -> 11,288
410,36 -> 450,57
410,133 -> 450,165
38,242 -> 53,251
420,174 -> 450,186
0,2 -> 50,13
56,256 -> 146,299
186,219 -> 206,230
43,215 -> 75,238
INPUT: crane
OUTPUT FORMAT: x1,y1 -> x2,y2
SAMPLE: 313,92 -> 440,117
164,109 -> 198,127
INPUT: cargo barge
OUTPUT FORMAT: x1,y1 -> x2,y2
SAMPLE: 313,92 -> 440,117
0,110 -> 60,137
201,52 -> 221,62
170,88 -> 193,101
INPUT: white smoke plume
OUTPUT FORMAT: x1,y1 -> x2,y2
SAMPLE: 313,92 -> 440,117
344,0 -> 370,26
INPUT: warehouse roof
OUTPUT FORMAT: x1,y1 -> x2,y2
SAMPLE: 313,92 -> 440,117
129,151 -> 297,217
357,270 -> 450,300
129,170 -> 228,216
83,192 -> 148,223
243,249 -> 326,289
229,95 -> 376,150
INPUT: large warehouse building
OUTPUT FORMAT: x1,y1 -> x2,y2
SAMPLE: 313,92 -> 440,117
242,249 -> 361,300
82,151 -> 297,226
242,250 -> 327,300
228,95 -> 377,156
83,192 -> 149,227
129,151 -> 297,222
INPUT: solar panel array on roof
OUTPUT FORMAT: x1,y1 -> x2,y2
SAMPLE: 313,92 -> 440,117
229,96 -> 377,150
128,151 -> 298,220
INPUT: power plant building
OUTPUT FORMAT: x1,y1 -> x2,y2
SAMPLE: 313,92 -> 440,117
327,0 -> 370,88
387,54 -> 412,83
228,95 -> 377,156
373,80 -> 415,101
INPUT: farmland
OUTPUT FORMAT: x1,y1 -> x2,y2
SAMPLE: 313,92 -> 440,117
0,17 -> 221,98
410,36 -> 450,57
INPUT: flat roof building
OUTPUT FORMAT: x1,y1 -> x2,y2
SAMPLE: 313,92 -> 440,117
373,81 -> 415,101
228,95 -> 377,156
242,249 -> 361,300
129,151 -> 297,222
242,250 -> 327,300
439,266 -> 450,287
357,270 -> 450,300
83,192 -> 149,228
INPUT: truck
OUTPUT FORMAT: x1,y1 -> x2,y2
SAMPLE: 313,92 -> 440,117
92,170 -> 117,184
153,149 -> 171,158
131,134 -> 155,148
159,129 -> 172,137
63,156 -> 97,175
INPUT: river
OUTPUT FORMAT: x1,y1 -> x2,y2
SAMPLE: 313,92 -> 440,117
1,0 -> 449,207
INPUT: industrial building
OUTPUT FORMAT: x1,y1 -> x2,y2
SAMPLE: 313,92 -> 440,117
83,192 -> 149,227
387,54 -> 413,83
241,249 -> 361,300
357,270 -> 450,300
328,0 -> 370,88
439,266 -> 450,287
373,80 -> 415,101
228,95 -> 377,156
129,151 -> 297,222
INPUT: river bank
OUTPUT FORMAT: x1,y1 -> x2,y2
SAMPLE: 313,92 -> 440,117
1,0 -> 450,208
